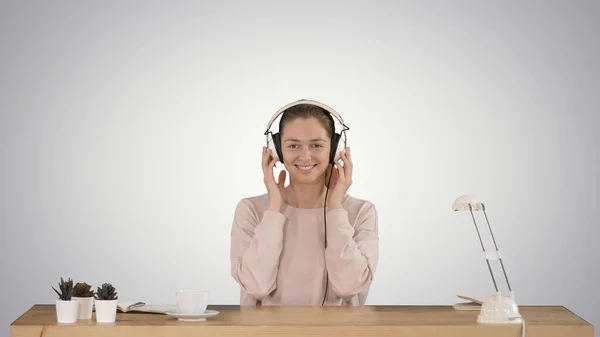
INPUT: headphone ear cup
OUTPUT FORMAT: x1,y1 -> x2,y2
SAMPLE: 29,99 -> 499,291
272,132 -> 284,163
329,133 -> 341,163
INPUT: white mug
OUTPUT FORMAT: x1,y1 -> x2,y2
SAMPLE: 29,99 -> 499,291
176,290 -> 208,314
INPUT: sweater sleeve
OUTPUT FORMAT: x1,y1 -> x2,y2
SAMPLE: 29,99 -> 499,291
230,199 -> 286,299
324,203 -> 379,299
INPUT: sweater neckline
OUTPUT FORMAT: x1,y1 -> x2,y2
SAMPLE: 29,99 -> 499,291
282,194 -> 349,212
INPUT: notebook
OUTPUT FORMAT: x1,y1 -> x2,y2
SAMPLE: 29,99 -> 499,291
453,295 -> 482,311
114,301 -> 175,314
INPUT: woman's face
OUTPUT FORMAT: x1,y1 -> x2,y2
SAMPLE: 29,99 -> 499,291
281,117 -> 331,184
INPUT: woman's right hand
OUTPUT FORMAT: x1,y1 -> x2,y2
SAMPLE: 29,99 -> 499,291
262,147 -> 286,212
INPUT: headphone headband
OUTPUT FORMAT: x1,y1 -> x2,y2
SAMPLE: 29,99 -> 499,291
264,99 -> 348,135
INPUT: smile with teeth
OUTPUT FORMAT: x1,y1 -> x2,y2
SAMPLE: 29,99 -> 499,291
295,164 -> 317,172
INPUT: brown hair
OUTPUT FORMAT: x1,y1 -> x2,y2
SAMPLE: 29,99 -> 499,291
279,104 -> 335,138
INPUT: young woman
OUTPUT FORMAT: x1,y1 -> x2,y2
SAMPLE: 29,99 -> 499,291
230,100 -> 379,306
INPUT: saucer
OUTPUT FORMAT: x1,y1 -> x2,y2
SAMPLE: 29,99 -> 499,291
165,309 -> 220,322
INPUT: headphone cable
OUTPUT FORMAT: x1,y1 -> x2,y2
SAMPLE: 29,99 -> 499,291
321,163 -> 335,306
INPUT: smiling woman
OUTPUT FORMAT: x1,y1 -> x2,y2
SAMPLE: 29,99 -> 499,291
229,99 -> 380,307
279,106 -> 333,190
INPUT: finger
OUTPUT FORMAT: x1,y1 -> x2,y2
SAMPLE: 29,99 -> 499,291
341,151 -> 352,179
278,169 -> 286,186
262,147 -> 269,171
264,149 -> 277,172
328,165 -> 338,181
263,155 -> 278,183
277,170 -> 287,198
269,155 -> 278,171
331,168 -> 338,187
344,148 -> 352,168
336,159 -> 345,180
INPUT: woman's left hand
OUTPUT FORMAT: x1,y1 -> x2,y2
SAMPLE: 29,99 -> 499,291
326,147 -> 353,209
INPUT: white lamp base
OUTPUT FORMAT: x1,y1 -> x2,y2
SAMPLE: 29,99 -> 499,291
477,291 -> 522,324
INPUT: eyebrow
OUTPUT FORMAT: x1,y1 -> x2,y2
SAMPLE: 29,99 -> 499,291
283,138 -> 328,143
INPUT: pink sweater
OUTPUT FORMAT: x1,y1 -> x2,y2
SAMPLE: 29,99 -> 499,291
230,193 -> 379,306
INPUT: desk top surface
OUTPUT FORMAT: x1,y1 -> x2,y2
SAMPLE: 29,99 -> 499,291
12,304 -> 592,326
10,304 -> 594,337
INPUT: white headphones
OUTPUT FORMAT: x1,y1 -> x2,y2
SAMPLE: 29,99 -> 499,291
264,99 -> 349,164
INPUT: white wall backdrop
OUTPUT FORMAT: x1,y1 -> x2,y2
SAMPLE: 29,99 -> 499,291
1,1 -> 598,336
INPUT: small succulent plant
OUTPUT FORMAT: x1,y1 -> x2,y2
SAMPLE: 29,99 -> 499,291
95,283 -> 118,300
73,282 -> 95,297
52,277 -> 74,301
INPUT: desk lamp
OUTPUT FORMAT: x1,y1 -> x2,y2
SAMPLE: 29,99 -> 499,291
452,195 -> 523,324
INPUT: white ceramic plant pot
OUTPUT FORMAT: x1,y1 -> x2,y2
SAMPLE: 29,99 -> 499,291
55,299 -> 79,323
95,299 -> 118,323
72,296 -> 94,320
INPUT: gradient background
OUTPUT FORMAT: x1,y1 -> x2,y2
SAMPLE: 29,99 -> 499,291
1,1 -> 598,336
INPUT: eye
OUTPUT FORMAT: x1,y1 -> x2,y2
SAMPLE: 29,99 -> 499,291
312,144 -> 324,148
287,144 -> 299,149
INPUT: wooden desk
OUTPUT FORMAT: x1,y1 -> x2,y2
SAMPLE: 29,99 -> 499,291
10,304 -> 593,337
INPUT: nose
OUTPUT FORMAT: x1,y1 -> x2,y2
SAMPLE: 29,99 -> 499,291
299,146 -> 312,160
